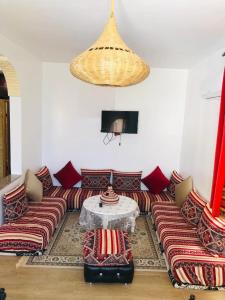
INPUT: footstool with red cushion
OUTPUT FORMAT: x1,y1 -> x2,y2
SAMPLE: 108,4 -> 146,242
83,229 -> 134,283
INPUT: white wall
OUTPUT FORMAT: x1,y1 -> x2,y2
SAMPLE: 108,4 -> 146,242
42,63 -> 188,184
114,69 -> 188,178
0,33 -> 42,172
0,33 -> 42,224
180,48 -> 225,201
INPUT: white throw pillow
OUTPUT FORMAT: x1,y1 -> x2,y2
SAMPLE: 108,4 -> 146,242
175,176 -> 193,208
25,169 -> 43,202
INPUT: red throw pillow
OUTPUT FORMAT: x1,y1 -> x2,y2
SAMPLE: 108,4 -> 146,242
54,161 -> 82,189
141,166 -> 170,194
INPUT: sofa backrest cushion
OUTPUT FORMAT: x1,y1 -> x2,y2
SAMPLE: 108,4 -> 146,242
3,183 -> 28,223
112,170 -> 142,191
81,169 -> 111,190
141,166 -> 170,194
181,190 -> 206,226
54,161 -> 82,189
167,170 -> 184,198
175,176 -> 193,207
25,169 -> 43,202
197,204 -> 225,256
36,166 -> 53,192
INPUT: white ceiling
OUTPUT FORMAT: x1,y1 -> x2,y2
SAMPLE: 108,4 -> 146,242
0,0 -> 225,68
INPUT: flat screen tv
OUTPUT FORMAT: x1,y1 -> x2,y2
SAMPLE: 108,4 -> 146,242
101,111 -> 139,134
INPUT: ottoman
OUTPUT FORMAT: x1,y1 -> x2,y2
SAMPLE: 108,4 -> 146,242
83,229 -> 134,283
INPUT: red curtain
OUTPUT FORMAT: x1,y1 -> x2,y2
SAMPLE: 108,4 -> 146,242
210,68 -> 225,217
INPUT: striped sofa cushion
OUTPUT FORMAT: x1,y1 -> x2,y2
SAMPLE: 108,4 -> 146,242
151,201 -> 225,287
44,186 -> 173,213
3,184 -> 28,223
81,169 -> 111,190
198,204 -> 225,256
112,170 -> 142,191
181,190 -> 206,226
167,171 -> 184,198
36,166 -> 53,192
0,197 -> 66,253
83,229 -> 132,266
44,186 -> 105,211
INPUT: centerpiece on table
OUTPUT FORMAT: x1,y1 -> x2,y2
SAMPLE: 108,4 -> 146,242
100,185 -> 119,206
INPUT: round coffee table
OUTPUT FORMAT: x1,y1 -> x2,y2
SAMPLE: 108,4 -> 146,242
79,195 -> 140,232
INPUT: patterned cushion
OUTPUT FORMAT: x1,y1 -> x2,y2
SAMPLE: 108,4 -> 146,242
198,205 -> 225,256
36,166 -> 53,192
45,186 -> 173,213
3,184 -> 28,223
81,169 -> 111,190
167,170 -> 184,198
83,229 -> 132,266
181,190 -> 206,226
112,170 -> 142,191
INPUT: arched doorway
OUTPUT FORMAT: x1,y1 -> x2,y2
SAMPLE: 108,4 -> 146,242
0,56 -> 21,177
0,71 -> 10,178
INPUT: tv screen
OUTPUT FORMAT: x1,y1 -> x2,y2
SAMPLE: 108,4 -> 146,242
101,111 -> 139,134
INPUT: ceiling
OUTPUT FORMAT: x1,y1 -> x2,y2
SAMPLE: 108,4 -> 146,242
0,0 -> 225,68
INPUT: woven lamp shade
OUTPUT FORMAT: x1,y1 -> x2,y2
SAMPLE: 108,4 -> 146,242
70,1 -> 150,87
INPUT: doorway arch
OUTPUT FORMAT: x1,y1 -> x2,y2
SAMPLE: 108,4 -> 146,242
0,56 -> 20,97
0,56 -> 22,176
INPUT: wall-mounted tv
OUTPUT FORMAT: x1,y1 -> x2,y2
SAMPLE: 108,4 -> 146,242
101,111 -> 139,134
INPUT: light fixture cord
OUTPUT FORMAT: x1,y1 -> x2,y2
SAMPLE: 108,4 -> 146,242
111,0 -> 115,17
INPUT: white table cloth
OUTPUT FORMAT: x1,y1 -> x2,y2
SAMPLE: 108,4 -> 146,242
79,195 -> 140,232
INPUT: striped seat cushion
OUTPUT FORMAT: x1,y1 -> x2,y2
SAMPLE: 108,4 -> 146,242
117,190 -> 173,213
45,186 -> 173,213
83,229 -> 132,266
151,202 -> 225,287
44,187 -> 105,210
0,197 -> 66,253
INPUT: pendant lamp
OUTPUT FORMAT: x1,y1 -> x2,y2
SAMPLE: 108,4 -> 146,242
70,0 -> 150,87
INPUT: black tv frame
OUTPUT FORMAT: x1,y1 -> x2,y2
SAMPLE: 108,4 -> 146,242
101,110 -> 139,134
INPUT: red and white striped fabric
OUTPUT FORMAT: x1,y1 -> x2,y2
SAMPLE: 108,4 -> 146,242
0,197 -> 66,253
83,229 -> 132,266
181,190 -> 206,226
112,170 -> 142,191
198,204 -> 225,256
98,229 -> 122,255
81,169 -> 111,190
151,202 -> 225,287
44,186 -> 173,213
167,170 -> 184,198
3,184 -> 28,223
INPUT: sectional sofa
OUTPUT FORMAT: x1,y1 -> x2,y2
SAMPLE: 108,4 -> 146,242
0,166 -> 173,254
0,182 -> 66,254
0,166 -> 225,291
151,180 -> 225,289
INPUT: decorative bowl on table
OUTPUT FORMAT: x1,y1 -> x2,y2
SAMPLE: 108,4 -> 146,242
100,186 -> 119,206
